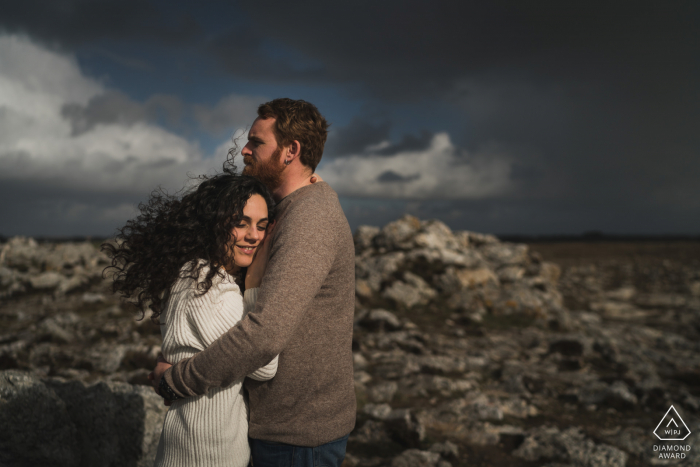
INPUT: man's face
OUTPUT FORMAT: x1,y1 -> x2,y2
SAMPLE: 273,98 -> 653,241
241,117 -> 285,190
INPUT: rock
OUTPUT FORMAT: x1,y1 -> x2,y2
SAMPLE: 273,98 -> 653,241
368,381 -> 399,403
549,339 -> 585,357
480,243 -> 529,267
429,441 -> 459,460
0,237 -> 42,271
354,225 -> 380,254
392,449 -> 441,467
363,403 -> 393,420
44,243 -> 102,270
464,231 -> 499,246
82,292 -> 106,303
356,251 -> 406,292
354,353 -> 368,371
385,408 -> 425,448
351,419 -> 392,445
690,281 -> 700,297
361,309 -> 403,331
466,422 -> 524,447
412,220 -> 460,251
539,262 -> 562,285
590,301 -> 649,320
37,317 -> 75,343
578,380 -> 637,409
634,293 -> 686,308
416,355 -> 468,375
467,395 -> 504,421
354,371 -> 372,385
605,286 -> 636,301
45,378 -> 168,467
29,271 -> 65,290
0,370 -> 167,467
383,272 -> 436,308
454,268 -> 499,288
406,248 -> 483,270
605,381 -> 638,408
375,215 -> 423,251
0,370 -> 79,467
56,272 -> 91,295
513,426 -> 627,467
497,266 -> 525,282
355,279 -> 374,298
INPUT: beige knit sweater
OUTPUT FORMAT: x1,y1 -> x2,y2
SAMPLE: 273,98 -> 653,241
165,182 -> 356,447
154,265 -> 278,467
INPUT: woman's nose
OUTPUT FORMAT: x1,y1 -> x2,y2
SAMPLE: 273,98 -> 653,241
245,228 -> 260,241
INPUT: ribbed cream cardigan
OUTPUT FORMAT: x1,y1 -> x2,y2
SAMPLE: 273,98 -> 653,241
154,265 -> 278,467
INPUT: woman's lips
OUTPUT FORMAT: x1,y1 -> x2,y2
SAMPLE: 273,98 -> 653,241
236,245 -> 257,255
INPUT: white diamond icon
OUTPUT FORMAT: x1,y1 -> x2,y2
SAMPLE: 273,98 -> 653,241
653,405 -> 691,441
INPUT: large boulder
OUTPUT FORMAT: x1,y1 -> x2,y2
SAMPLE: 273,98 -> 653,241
0,370 -> 167,467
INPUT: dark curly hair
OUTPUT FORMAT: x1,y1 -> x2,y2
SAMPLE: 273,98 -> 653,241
102,166 -> 275,323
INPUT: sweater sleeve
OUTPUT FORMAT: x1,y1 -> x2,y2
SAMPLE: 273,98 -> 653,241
242,288 -> 278,381
164,193 -> 338,397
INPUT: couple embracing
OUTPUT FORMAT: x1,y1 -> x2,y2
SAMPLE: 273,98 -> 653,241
105,98 -> 356,467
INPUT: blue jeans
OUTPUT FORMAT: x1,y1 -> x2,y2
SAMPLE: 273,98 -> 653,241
249,434 -> 348,467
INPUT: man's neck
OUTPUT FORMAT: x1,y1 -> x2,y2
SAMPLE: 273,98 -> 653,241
271,172 -> 316,202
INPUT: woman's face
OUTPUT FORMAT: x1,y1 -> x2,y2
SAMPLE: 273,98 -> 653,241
229,194 -> 269,269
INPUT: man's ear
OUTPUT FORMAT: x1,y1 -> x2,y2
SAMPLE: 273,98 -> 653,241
287,140 -> 301,161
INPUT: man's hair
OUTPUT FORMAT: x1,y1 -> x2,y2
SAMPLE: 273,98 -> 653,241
257,98 -> 329,172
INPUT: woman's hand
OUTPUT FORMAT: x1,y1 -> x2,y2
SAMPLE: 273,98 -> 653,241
245,222 -> 275,290
310,173 -> 323,184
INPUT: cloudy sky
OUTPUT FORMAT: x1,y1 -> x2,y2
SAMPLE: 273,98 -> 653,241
1,1 -> 698,237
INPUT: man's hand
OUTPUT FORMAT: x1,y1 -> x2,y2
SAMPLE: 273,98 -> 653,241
148,354 -> 173,406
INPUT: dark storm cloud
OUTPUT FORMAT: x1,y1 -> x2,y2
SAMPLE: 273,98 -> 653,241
234,1 -> 698,93
324,119 -> 435,158
62,91 -> 185,135
376,171 -> 420,183
0,0 -> 201,46
226,1 -> 697,231
324,118 -> 391,156
375,131 -> 434,156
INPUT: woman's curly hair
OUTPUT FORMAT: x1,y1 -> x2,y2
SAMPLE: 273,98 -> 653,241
102,166 -> 275,323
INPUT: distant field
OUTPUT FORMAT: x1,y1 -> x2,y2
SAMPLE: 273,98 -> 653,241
528,241 -> 700,267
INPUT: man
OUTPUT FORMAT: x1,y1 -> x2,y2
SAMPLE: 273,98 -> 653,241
151,98 -> 356,466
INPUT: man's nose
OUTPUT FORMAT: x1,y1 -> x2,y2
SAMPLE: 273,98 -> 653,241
242,144 -> 252,156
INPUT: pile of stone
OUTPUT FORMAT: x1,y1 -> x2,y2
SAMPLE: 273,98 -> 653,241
0,236 -> 111,298
354,216 -> 564,324
2,219 -> 700,466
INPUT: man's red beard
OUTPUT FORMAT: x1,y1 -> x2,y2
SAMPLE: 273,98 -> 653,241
242,146 -> 285,190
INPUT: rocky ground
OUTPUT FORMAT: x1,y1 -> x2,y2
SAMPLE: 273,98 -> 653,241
1,218 -> 700,466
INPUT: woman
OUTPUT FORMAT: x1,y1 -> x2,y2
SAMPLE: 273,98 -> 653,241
104,168 -> 279,467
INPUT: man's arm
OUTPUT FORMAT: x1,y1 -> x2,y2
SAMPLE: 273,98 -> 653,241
161,197 -> 339,398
